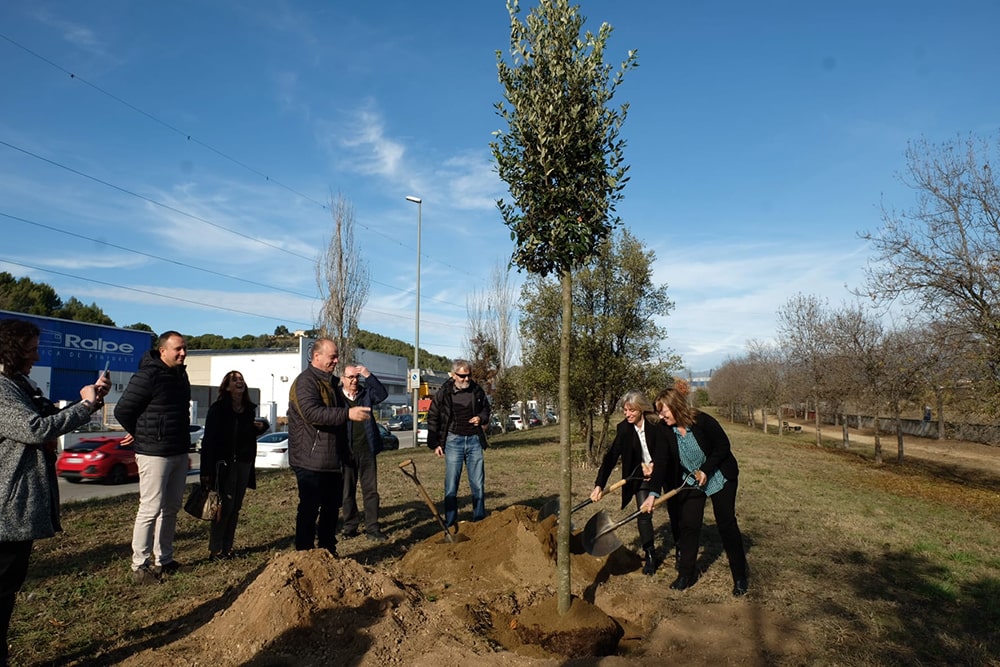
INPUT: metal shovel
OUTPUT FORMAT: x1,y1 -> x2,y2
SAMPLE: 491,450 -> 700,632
398,458 -> 466,544
582,475 -> 701,557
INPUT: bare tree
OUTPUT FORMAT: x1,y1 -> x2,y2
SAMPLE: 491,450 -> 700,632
316,194 -> 369,362
744,340 -> 787,434
777,294 -> 835,446
466,262 -> 518,418
860,133 -> 1000,414
828,303 -> 888,458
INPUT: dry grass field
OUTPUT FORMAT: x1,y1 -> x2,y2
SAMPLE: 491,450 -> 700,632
11,413 -> 1000,665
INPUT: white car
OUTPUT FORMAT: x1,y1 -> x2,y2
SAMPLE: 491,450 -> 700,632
508,414 -> 527,430
189,424 -> 205,451
255,431 -> 290,469
417,420 -> 428,445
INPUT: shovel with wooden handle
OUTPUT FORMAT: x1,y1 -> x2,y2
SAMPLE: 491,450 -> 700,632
537,475 -> 631,523
398,458 -> 466,544
582,474 -> 701,557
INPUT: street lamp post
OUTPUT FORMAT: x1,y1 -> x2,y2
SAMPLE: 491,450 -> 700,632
406,195 -> 422,447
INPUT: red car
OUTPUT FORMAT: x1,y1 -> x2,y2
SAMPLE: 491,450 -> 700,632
56,436 -> 138,485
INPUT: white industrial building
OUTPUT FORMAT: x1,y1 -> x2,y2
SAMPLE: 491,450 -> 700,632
185,338 -> 416,428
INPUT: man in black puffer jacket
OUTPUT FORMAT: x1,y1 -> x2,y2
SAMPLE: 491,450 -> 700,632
114,331 -> 191,584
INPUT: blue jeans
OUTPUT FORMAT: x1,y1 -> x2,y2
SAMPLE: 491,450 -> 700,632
443,433 -> 486,528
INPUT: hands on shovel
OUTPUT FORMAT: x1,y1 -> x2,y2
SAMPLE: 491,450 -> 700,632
591,463 -> 650,503
638,470 -> 702,513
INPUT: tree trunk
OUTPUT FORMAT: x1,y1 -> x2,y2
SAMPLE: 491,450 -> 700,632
936,388 -> 945,440
894,407 -> 905,464
841,420 -> 850,449
813,397 -> 822,446
873,408 -> 882,464
557,270 -> 573,615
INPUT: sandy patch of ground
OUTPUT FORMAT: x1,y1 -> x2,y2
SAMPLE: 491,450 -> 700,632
117,506 -> 809,666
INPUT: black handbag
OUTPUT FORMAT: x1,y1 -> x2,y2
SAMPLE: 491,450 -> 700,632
184,482 -> 222,521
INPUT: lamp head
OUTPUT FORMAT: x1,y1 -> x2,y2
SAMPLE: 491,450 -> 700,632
405,195 -> 422,204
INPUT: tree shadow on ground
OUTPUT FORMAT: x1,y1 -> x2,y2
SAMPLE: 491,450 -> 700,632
830,547 -> 1000,665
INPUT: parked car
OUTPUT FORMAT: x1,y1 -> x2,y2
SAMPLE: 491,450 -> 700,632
417,420 -> 428,445
527,413 -> 542,427
56,436 -> 137,485
255,431 -> 290,469
378,423 -> 399,450
387,414 -> 413,431
546,411 -> 559,424
508,414 -> 526,431
189,424 -> 205,451
485,416 -> 504,435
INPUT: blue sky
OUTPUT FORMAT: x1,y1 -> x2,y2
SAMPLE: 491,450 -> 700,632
2,1 -> 999,373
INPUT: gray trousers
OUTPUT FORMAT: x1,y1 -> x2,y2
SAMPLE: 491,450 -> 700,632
341,444 -> 380,533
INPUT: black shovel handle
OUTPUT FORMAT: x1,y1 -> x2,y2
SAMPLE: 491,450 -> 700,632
571,475 -> 629,513
544,465 -> 644,520
398,459 -> 456,543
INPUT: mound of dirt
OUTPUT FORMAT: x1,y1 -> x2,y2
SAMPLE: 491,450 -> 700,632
118,504 -> 810,665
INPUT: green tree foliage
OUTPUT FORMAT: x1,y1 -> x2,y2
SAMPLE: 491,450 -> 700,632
492,1 -> 636,277
0,271 -> 63,316
126,322 -> 155,333
492,0 -> 637,614
354,330 -> 452,371
55,297 -> 115,325
274,325 -> 290,336
520,229 -> 677,460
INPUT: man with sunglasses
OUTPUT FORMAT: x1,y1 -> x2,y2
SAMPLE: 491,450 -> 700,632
426,360 -> 491,528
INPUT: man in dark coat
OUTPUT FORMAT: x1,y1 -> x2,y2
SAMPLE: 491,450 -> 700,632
286,339 -> 370,555
426,359 -> 491,528
114,331 -> 191,584
338,363 -> 389,542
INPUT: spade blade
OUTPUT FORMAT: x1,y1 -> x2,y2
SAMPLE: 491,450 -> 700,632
582,509 -> 623,557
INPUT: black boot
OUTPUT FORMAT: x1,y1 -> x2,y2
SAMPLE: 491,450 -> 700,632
670,572 -> 698,590
642,548 -> 657,576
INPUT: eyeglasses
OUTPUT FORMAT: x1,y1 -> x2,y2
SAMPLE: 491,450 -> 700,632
454,373 -> 470,379
343,374 -> 359,380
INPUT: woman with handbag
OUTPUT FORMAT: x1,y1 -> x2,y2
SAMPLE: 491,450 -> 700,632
199,370 -> 268,560
0,318 -> 110,667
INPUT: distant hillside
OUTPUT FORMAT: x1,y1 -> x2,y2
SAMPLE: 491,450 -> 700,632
1,273 -> 455,372
186,329 -> 453,372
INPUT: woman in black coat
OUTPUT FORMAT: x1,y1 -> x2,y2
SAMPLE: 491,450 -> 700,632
643,380 -> 748,596
591,390 -> 669,575
200,370 -> 268,560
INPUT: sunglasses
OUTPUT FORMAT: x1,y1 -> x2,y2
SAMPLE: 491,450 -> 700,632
454,372 -> 470,379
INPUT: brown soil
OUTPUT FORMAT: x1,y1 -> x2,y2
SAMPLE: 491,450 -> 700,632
108,425 -> 998,666
117,505 -> 809,666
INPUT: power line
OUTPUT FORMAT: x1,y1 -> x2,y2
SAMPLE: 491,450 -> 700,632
0,257 -> 467,350
0,138 -> 315,263
0,138 -> 469,312
0,231 -> 463,330
0,31 -> 475,278
0,210 -> 316,299
0,257 -> 308,325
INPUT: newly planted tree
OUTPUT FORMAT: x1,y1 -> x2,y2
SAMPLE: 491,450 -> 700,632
492,0 -> 636,613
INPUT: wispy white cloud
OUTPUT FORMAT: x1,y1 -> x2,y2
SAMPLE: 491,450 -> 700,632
333,105 -> 406,179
